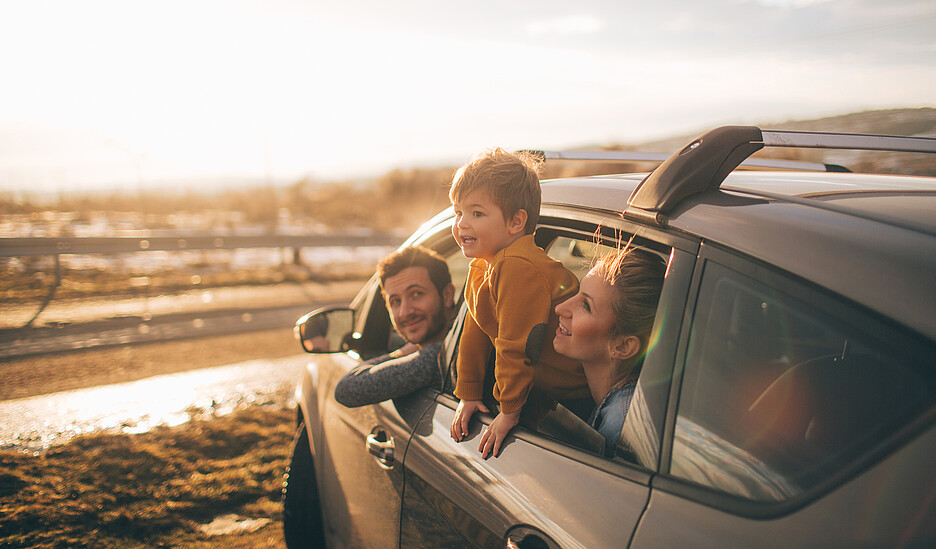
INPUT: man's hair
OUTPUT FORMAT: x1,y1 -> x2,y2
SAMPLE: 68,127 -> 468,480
377,246 -> 451,297
448,148 -> 542,235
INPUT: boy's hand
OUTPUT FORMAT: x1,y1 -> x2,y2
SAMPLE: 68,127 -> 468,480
451,399 -> 488,441
479,410 -> 520,459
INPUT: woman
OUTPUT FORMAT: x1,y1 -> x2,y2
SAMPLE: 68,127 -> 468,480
553,246 -> 666,456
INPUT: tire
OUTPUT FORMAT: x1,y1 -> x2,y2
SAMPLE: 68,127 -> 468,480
283,421 -> 326,549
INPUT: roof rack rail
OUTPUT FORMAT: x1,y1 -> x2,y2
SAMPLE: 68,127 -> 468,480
522,149 -> 848,173
625,126 -> 936,222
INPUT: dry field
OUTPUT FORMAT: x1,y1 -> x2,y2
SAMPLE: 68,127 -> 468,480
0,330 -> 304,548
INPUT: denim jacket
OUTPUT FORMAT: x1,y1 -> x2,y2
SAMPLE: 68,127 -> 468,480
588,381 -> 636,457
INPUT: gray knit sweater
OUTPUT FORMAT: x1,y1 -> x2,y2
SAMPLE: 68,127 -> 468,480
333,341 -> 443,407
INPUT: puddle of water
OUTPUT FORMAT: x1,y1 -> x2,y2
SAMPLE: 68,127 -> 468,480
0,354 -> 310,452
198,514 -> 272,536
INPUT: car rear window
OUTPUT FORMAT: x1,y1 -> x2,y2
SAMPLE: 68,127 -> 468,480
670,261 -> 936,502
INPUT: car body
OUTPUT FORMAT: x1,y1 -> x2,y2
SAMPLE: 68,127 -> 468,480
282,126 -> 936,548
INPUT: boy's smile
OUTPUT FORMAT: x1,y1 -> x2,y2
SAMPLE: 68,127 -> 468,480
452,190 -> 526,262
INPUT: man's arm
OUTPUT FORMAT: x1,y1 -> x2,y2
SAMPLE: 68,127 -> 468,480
334,341 -> 442,407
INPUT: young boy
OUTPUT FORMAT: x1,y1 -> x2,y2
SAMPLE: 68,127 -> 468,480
448,148 -> 588,458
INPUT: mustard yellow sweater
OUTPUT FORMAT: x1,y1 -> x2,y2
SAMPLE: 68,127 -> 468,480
454,235 -> 588,414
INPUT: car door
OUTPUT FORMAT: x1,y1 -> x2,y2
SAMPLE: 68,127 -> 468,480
400,393 -> 652,548
398,224 -> 697,548
632,246 -> 936,547
314,218 -> 471,548
312,276 -> 423,548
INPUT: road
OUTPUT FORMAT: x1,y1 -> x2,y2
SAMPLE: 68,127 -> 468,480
0,279 -> 365,359
0,280 -> 366,450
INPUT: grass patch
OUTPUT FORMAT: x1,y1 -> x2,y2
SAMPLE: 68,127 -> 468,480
0,404 -> 295,548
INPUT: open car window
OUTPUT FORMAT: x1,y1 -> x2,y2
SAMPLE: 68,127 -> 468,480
439,227 -> 673,465
533,234 -> 671,464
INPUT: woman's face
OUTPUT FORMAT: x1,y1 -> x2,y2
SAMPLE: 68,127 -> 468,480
554,268 -> 616,367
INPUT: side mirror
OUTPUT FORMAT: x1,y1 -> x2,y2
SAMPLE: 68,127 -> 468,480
295,307 -> 355,354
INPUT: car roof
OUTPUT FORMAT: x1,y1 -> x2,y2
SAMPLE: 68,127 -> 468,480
541,169 -> 936,343
720,171 -> 936,233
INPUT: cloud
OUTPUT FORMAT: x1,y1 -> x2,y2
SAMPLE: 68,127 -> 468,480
751,0 -> 832,7
525,15 -> 604,36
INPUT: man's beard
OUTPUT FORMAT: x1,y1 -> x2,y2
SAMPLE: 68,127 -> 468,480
402,304 -> 447,345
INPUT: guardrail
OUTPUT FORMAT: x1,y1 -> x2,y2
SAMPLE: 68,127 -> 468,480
0,233 -> 401,258
1,232 -> 402,328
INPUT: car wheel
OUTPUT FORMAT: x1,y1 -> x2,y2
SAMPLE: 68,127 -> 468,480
282,421 -> 326,549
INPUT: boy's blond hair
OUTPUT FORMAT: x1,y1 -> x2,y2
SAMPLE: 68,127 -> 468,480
449,148 -> 542,235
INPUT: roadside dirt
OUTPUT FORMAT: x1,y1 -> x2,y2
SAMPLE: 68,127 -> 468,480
0,328 -> 312,548
0,287 -> 346,547
1,404 -> 294,548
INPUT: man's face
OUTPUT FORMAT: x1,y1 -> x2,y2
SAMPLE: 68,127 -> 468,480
383,266 -> 448,345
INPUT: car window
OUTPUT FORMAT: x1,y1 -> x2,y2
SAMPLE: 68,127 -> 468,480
670,260 -> 936,502
547,236 -> 608,280
510,234 -> 669,463
444,249 -> 471,302
439,228 -> 674,464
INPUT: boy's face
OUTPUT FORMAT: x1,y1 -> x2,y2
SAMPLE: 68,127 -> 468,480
452,189 -> 526,262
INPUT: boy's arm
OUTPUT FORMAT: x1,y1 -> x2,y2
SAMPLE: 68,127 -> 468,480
490,257 -> 556,415
453,311 -> 493,402
451,311 -> 494,440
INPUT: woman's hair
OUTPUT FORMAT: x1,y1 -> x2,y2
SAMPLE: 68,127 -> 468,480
592,243 -> 667,384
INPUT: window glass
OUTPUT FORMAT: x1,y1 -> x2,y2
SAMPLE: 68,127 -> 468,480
444,248 -> 471,300
671,261 -> 935,501
547,236 -> 611,281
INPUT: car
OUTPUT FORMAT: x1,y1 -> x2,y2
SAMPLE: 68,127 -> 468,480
282,126 -> 936,548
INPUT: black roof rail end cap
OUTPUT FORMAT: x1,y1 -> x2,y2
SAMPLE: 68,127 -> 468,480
627,126 -> 764,214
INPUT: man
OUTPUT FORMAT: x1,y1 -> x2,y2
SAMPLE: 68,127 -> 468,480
334,246 -> 457,407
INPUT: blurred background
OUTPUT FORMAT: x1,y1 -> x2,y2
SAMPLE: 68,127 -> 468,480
2,0 -> 934,302
0,1 -> 934,545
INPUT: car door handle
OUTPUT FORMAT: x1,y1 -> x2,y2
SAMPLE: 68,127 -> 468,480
506,525 -> 559,549
366,428 -> 395,468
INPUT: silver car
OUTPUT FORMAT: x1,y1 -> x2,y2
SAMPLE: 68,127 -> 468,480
283,126 -> 936,548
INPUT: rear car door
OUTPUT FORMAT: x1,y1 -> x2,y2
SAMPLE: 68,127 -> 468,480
632,245 -> 936,547
398,220 -> 697,548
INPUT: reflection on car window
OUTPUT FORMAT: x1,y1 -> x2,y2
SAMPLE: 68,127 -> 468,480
671,261 -> 935,502
546,236 -> 612,281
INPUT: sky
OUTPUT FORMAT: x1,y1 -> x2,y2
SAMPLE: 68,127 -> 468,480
1,0 -> 934,195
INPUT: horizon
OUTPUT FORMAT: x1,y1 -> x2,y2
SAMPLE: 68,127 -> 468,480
2,0 -> 934,196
